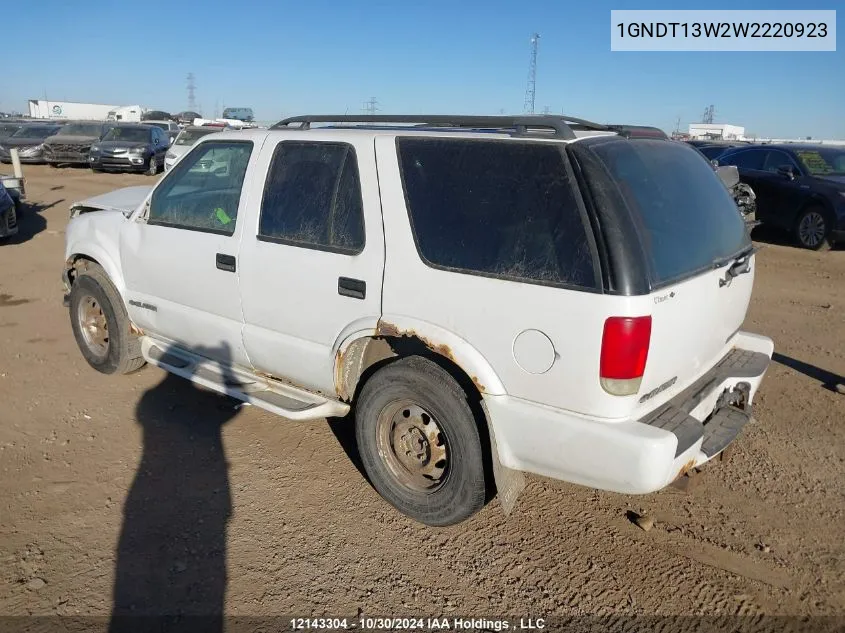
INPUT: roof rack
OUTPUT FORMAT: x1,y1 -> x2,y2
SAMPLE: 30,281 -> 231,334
270,114 -> 612,139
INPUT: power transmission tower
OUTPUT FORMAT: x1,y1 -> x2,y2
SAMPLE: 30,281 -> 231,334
186,73 -> 197,111
523,33 -> 540,114
701,104 -> 715,124
542,105 -> 551,115
363,97 -> 379,115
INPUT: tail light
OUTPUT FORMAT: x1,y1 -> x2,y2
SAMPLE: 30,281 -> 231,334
600,316 -> 652,396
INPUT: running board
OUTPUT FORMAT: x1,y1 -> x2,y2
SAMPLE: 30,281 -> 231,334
140,337 -> 350,421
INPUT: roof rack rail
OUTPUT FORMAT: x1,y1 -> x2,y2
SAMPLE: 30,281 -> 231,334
270,114 -> 612,139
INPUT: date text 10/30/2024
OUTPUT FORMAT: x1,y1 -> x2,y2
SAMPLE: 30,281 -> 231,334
290,617 -> 547,630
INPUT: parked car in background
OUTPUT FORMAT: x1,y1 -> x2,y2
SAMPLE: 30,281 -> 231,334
89,124 -> 169,175
62,114 -> 773,526
142,110 -> 172,122
718,144 -> 845,250
43,122 -> 113,167
164,125 -> 225,171
142,120 -> 180,144
0,122 -> 23,140
221,107 -> 254,122
0,124 -> 62,163
175,111 -> 202,125
0,180 -> 19,239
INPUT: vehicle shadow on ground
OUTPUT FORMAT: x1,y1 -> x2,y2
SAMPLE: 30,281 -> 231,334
751,224 -> 843,250
773,352 -> 844,393
109,343 -> 240,633
6,203 -> 50,244
326,414 -> 368,481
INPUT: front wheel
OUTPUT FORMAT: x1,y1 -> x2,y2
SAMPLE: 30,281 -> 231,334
146,155 -> 158,176
68,266 -> 145,375
794,206 -> 831,251
354,356 -> 487,526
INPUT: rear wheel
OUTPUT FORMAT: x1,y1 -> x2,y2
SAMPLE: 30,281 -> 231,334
354,356 -> 487,526
68,265 -> 145,375
794,205 -> 831,251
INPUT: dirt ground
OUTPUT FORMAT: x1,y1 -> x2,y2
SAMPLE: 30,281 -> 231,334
1,165 -> 843,628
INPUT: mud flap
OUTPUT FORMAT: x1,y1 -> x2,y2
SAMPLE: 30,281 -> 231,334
482,402 -> 526,515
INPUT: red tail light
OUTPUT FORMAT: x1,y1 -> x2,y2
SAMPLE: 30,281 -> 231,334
600,316 -> 652,396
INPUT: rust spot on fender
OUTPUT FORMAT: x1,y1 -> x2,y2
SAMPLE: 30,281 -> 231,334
334,347 -> 346,400
129,322 -> 144,336
376,319 -> 483,392
676,458 -> 698,481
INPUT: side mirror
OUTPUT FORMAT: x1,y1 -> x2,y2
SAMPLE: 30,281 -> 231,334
777,165 -> 795,179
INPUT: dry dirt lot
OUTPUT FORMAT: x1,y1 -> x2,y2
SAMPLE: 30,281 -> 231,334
1,165 -> 844,629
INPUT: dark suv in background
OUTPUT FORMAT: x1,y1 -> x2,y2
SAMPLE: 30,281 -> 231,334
89,124 -> 170,175
717,144 -> 845,250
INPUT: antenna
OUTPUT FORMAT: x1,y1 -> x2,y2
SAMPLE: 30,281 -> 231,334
186,73 -> 197,111
523,33 -> 540,114
363,97 -> 379,115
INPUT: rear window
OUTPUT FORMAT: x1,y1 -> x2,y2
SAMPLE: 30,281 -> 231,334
580,139 -> 750,286
397,138 -> 597,289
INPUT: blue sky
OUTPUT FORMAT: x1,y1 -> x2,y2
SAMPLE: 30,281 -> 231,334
5,0 -> 843,138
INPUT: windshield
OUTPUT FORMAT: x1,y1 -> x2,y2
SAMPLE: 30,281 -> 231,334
59,124 -> 102,137
175,128 -> 217,146
576,138 -> 750,286
103,127 -> 150,143
11,126 -> 58,139
795,148 -> 845,176
222,108 -> 253,120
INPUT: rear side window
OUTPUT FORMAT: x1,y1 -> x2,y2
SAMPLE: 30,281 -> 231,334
579,139 -> 750,286
258,142 -> 365,254
720,149 -> 765,170
397,138 -> 597,289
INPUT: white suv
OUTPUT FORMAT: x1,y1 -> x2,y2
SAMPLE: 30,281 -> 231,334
62,115 -> 774,526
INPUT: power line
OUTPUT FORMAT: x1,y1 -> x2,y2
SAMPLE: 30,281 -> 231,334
523,33 -> 540,114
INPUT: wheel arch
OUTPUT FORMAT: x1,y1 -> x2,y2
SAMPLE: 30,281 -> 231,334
64,247 -> 126,297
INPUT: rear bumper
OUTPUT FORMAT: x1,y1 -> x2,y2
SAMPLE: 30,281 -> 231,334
484,331 -> 774,494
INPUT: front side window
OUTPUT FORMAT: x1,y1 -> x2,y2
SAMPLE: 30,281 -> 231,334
258,142 -> 365,254
761,150 -> 797,173
148,141 -> 253,235
397,138 -> 597,288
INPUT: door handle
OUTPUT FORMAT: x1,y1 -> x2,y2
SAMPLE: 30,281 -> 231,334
338,277 -> 366,300
216,253 -> 236,273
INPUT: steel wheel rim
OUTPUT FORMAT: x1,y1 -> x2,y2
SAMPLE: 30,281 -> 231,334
799,211 -> 825,247
77,295 -> 109,359
375,401 -> 449,493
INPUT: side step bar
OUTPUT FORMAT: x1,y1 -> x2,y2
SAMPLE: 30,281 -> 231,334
140,337 -> 350,421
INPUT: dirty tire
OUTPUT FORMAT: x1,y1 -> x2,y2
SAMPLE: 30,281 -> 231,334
794,205 -> 832,251
69,266 -> 145,375
355,355 -> 486,526
146,155 -> 158,176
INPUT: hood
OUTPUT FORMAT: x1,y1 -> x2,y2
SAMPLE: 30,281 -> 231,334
70,185 -> 153,217
44,134 -> 100,145
815,174 -> 845,187
96,140 -> 150,150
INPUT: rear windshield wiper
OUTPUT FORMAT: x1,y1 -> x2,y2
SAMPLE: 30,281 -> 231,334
715,245 -> 758,287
